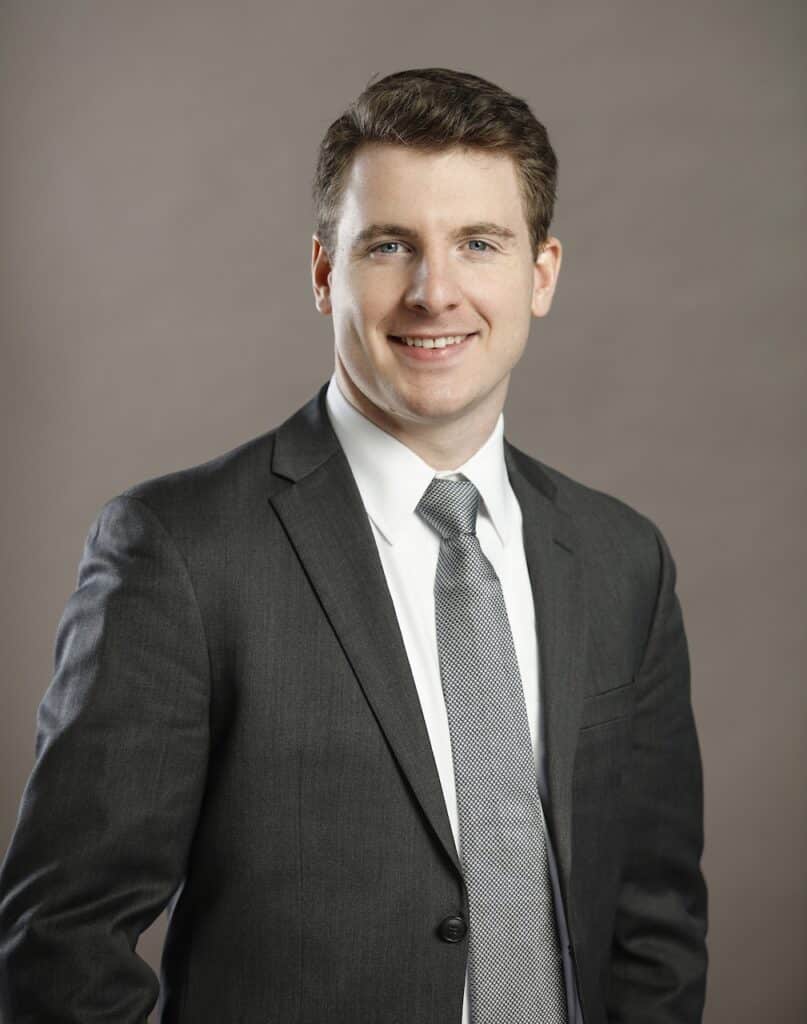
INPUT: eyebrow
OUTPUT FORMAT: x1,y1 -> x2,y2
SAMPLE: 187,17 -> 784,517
350,221 -> 518,251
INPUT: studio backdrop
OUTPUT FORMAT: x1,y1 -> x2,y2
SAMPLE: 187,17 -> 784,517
0,2 -> 803,1022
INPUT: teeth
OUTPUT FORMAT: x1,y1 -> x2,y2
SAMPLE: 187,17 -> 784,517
399,334 -> 468,348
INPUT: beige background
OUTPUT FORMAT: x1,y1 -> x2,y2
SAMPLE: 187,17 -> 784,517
1,2 -> 803,1021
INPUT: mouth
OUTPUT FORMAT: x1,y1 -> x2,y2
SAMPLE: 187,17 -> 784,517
387,332 -> 477,360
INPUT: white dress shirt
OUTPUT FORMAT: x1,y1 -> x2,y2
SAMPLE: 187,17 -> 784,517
325,373 -> 581,1024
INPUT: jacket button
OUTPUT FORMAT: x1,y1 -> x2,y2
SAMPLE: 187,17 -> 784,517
438,915 -> 468,942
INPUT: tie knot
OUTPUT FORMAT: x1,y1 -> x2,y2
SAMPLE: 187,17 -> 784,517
416,476 -> 480,539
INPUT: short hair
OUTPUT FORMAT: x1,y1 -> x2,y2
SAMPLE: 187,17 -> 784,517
312,67 -> 558,263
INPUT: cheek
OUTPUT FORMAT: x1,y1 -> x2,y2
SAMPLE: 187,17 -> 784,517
472,296 -> 526,347
499,273 -> 535,329
338,273 -> 394,330
478,285 -> 533,362
466,264 -> 531,310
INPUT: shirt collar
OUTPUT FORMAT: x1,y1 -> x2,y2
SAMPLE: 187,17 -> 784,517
325,373 -> 512,547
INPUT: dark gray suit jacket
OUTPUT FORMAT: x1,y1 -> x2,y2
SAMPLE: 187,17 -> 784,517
0,382 -> 707,1022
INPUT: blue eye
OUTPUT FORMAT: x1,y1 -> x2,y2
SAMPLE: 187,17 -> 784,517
370,239 -> 494,256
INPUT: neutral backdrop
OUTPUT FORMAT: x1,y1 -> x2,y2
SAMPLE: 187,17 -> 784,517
1,2 -> 803,1022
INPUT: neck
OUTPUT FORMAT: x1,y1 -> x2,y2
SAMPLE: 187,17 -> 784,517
334,360 -> 506,471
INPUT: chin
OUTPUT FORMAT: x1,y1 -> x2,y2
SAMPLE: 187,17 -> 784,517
393,390 -> 474,424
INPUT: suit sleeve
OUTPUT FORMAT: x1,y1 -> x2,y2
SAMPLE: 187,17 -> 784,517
606,524 -> 708,1023
0,495 -> 211,1021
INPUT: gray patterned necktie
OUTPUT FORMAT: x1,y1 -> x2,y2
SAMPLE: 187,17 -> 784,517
416,475 -> 568,1024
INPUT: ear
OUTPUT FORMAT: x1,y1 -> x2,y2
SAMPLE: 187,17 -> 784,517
311,235 -> 334,316
531,236 -> 563,318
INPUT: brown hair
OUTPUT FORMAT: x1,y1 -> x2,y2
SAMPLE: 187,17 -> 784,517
312,67 -> 558,263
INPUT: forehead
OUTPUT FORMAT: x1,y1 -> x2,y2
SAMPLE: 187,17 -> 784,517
337,143 -> 528,238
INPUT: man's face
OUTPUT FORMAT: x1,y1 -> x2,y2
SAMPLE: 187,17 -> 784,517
312,143 -> 561,435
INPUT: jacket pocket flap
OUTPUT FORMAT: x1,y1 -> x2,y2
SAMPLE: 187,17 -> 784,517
580,679 -> 636,730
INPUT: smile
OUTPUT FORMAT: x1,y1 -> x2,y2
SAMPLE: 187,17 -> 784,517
387,332 -> 477,362
390,334 -> 471,349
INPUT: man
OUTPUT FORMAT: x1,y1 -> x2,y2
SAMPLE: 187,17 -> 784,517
0,68 -> 707,1022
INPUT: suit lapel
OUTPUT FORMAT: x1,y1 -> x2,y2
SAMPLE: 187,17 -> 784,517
268,384 -> 461,876
505,442 -> 586,900
266,385 -> 587,893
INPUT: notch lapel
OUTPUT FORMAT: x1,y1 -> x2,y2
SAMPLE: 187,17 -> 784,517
505,441 -> 586,901
266,386 -> 586,892
268,385 -> 461,876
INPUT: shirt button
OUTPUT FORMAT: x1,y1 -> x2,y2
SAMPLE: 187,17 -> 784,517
438,915 -> 468,942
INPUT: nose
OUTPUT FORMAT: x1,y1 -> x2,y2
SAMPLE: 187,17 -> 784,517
403,252 -> 462,316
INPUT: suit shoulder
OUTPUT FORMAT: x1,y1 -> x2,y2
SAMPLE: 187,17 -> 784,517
104,426 -> 280,535
512,445 -> 655,529
509,444 -> 666,574
87,382 -> 329,548
550,462 -> 656,537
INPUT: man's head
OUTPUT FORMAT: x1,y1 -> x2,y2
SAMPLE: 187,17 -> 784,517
310,68 -> 562,466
